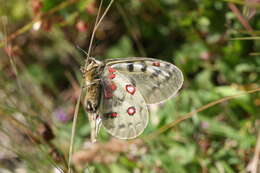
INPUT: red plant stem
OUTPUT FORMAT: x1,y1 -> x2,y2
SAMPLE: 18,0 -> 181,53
228,3 -> 255,36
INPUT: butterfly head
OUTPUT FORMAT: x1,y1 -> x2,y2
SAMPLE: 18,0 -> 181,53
80,57 -> 104,78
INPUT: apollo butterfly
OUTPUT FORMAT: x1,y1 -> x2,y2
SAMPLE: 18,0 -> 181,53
81,57 -> 183,141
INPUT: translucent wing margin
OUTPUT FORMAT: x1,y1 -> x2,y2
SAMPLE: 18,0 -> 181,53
107,57 -> 184,104
99,66 -> 149,139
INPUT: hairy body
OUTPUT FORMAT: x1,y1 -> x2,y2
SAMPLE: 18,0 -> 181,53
81,58 -> 104,142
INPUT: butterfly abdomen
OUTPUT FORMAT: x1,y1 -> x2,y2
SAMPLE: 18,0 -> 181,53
84,83 -> 101,113
83,60 -> 104,113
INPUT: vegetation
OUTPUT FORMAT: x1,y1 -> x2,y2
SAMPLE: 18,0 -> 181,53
0,0 -> 259,172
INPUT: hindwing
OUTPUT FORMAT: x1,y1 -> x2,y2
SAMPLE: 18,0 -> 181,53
99,66 -> 149,139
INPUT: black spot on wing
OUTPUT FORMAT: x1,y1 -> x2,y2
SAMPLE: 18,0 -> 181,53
165,71 -> 171,80
165,63 -> 178,76
127,63 -> 134,72
150,68 -> 162,78
130,77 -> 136,87
128,122 -> 133,127
151,82 -> 161,90
112,95 -> 125,107
165,63 -> 171,68
141,63 -> 147,72
170,65 -> 178,73
119,124 -> 126,129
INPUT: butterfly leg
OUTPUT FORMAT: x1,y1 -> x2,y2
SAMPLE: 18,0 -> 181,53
83,79 -> 101,88
88,113 -> 97,143
95,114 -> 102,138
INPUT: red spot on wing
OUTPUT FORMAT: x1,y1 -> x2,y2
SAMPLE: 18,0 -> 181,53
104,88 -> 113,99
108,67 -> 116,73
127,107 -> 136,116
110,82 -> 117,91
104,82 -> 117,99
111,112 -> 118,117
153,61 -> 160,67
108,73 -> 116,79
104,112 -> 118,118
126,84 -> 136,95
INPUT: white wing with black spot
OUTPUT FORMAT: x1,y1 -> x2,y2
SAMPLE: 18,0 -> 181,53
107,57 -> 184,104
99,66 -> 149,139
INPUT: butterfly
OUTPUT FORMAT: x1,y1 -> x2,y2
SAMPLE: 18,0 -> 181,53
81,57 -> 183,142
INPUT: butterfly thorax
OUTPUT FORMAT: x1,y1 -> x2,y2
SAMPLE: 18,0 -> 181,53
81,58 -> 104,113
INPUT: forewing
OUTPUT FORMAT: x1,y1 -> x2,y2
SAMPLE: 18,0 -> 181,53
107,57 -> 184,104
99,66 -> 149,139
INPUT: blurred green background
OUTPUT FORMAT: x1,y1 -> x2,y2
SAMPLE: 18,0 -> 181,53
0,0 -> 260,173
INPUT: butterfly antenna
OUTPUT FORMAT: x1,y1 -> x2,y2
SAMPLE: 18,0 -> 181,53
76,45 -> 89,57
85,0 -> 115,66
85,0 -> 103,66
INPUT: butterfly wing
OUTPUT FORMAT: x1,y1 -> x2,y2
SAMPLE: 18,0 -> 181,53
106,57 -> 184,104
99,66 -> 149,139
